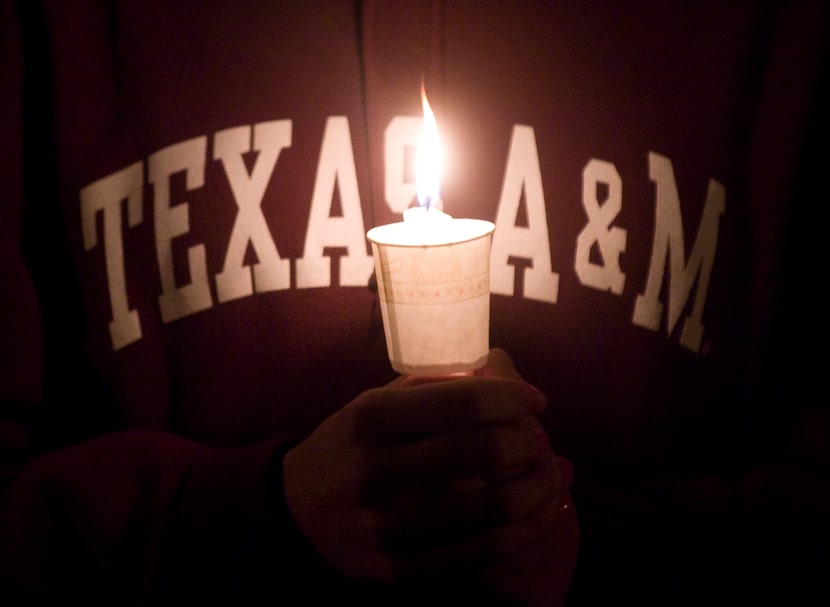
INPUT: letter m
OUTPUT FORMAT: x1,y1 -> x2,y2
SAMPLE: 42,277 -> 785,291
632,152 -> 725,353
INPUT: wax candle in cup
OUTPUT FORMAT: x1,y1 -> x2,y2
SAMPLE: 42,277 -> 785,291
367,89 -> 495,375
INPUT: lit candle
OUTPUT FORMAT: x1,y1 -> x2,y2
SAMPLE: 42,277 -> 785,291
367,88 -> 495,375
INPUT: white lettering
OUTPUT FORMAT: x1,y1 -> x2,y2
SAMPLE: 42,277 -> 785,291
213,121 -> 292,303
491,125 -> 559,303
80,162 -> 144,350
296,116 -> 373,288
148,137 -> 213,322
575,159 -> 627,294
632,151 -> 725,352
80,121 -> 726,358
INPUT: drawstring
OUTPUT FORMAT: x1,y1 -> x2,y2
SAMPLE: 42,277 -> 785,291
360,1 -> 447,342
427,0 -> 445,106
356,0 -> 379,230
357,1 -> 383,341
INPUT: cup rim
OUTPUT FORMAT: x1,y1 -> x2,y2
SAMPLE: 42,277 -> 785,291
366,218 -> 495,247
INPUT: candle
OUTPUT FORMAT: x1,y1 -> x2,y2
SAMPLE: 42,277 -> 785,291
366,88 -> 495,375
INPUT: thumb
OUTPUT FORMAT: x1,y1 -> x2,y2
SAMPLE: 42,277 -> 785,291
475,348 -> 521,380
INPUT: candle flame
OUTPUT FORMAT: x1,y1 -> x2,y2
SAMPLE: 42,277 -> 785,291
415,85 -> 443,210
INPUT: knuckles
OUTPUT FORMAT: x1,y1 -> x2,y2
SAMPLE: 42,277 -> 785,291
324,377 -> 557,580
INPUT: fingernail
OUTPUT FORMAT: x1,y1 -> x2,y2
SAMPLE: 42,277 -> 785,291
522,381 -> 548,412
554,456 -> 574,487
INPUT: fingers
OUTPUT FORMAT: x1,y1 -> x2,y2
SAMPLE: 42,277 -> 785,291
286,348 -> 568,585
379,455 -> 569,553
389,470 -> 577,580
351,377 -> 547,443
372,415 -> 551,491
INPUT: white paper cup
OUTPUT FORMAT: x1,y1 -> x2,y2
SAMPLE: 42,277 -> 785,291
367,218 -> 495,375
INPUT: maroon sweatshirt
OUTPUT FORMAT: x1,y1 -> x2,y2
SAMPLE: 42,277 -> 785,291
2,1 -> 828,605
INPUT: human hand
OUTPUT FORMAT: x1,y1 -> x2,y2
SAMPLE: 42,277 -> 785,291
459,350 -> 581,606
282,350 -> 566,585
478,458 -> 579,607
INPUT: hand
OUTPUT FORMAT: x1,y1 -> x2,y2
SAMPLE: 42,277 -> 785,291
479,459 -> 579,607
282,350 -> 562,584
468,350 -> 581,606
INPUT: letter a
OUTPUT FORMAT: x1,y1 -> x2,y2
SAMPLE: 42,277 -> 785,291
490,125 -> 558,303
296,116 -> 374,288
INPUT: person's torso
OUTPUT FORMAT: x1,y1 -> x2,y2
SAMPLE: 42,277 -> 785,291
31,0 -> 824,477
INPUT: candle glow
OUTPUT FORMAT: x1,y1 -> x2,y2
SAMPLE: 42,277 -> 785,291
366,87 -> 495,375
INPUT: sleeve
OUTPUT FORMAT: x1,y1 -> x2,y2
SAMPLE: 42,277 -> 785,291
0,5 -> 351,604
0,0 -> 42,499
1,431 -> 352,605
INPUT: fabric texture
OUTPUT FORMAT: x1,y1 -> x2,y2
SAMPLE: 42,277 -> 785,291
1,1 -> 828,604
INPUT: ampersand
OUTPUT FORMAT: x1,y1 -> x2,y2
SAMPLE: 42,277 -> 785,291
575,159 -> 627,294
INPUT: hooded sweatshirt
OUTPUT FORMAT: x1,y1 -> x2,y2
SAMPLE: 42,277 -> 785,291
1,1 -> 828,605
